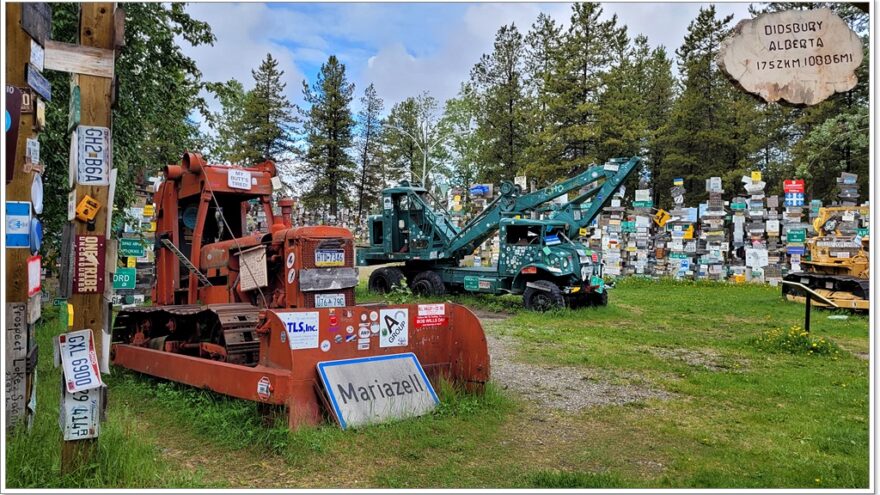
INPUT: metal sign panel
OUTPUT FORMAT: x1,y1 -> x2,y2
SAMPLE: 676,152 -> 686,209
21,2 -> 52,45
6,201 -> 31,248
317,353 -> 439,429
30,39 -> 45,71
25,64 -> 51,102
73,235 -> 106,294
57,329 -> 103,393
118,238 -> 145,257
238,246 -> 267,291
718,8 -> 864,105
277,311 -> 320,350
76,126 -> 111,185
59,384 -> 101,440
112,267 -> 136,290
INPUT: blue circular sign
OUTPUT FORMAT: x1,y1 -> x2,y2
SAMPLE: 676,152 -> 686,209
30,217 -> 43,254
5,109 -> 10,132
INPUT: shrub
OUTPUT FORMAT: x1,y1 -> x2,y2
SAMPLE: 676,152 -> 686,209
752,326 -> 840,356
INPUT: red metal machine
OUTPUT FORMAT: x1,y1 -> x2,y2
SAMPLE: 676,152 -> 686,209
111,153 -> 490,429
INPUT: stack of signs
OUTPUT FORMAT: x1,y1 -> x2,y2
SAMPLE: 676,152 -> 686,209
698,177 -> 727,281
809,199 -> 823,233
56,329 -> 103,440
782,180 -> 809,274
743,173 -> 768,282
666,182 -> 693,279
115,192 -> 155,307
836,172 -> 859,206
728,196 -> 748,280
599,192 -> 626,276
627,185 -> 655,276
764,195 -> 783,285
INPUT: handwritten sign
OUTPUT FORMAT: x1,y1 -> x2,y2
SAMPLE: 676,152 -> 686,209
227,168 -> 252,190
718,8 -> 864,105
73,235 -> 105,294
57,329 -> 102,393
5,304 -> 27,425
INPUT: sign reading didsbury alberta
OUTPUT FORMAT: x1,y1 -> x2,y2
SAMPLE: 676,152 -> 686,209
718,8 -> 863,106
318,353 -> 439,429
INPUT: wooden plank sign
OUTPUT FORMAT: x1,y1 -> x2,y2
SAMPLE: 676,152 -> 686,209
73,235 -> 106,294
5,303 -> 28,426
21,2 -> 52,45
25,64 -> 51,102
44,41 -> 115,78
76,126 -> 110,185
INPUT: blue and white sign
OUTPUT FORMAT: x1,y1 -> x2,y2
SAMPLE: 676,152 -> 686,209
784,192 -> 805,207
317,353 -> 439,429
6,202 -> 31,248
276,311 -> 319,350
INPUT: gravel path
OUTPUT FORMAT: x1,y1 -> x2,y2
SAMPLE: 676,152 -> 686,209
485,331 -> 671,413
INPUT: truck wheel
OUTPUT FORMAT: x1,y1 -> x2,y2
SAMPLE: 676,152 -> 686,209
411,271 -> 446,297
523,280 -> 565,311
590,290 -> 608,307
368,267 -> 405,294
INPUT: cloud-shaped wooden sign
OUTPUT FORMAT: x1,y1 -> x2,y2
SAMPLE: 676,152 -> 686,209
718,8 -> 863,106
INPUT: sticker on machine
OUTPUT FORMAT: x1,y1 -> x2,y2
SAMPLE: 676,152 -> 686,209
379,308 -> 408,348
257,376 -> 271,401
276,311 -> 319,350
415,304 -> 447,329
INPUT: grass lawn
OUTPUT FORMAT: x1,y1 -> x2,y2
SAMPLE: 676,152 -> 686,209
6,278 -> 870,488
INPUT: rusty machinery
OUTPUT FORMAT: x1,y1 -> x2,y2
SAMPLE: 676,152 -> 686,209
111,153 -> 490,429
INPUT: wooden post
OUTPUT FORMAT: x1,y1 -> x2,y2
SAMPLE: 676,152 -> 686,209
5,2 -> 44,431
61,2 -> 116,472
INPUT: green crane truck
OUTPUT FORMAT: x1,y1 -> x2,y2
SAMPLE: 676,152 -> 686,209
357,157 -> 641,310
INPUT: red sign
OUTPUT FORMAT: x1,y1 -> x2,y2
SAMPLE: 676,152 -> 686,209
783,180 -> 805,193
414,303 -> 448,329
73,235 -> 105,294
26,255 -> 41,297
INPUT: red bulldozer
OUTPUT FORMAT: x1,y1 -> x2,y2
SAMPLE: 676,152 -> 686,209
111,153 -> 490,429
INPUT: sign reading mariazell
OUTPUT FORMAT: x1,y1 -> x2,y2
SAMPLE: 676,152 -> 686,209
718,8 -> 863,106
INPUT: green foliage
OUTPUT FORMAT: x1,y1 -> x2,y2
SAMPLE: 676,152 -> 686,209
752,326 -> 841,356
526,470 -> 624,488
382,92 -> 445,188
354,83 -> 386,224
300,55 -> 357,218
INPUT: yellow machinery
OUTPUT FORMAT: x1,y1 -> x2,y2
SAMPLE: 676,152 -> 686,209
782,206 -> 869,310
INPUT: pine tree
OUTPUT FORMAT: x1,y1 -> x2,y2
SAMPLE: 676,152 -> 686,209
235,53 -> 299,166
523,13 -> 563,175
300,55 -> 357,218
204,79 -> 248,163
354,83 -> 385,225
470,24 -> 530,182
439,83 -> 481,194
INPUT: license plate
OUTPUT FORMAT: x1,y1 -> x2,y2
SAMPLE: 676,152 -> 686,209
57,329 -> 102,393
315,293 -> 345,308
315,249 -> 344,267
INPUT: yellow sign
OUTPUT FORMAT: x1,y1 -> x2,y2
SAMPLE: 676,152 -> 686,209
75,195 -> 101,222
127,257 -> 136,268
578,228 -> 587,237
653,209 -> 671,227
751,171 -> 762,182
66,303 -> 74,328
143,204 -> 155,217
148,221 -> 157,232
683,225 -> 694,240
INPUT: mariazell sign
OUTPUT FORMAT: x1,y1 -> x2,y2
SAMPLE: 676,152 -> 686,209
718,8 -> 863,106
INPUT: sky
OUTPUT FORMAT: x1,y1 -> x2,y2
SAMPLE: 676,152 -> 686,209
182,2 -> 754,118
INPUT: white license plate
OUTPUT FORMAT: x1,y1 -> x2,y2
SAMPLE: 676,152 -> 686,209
58,329 -> 102,393
315,249 -> 344,267
315,293 -> 345,308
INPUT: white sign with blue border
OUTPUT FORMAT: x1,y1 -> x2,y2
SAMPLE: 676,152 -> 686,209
6,202 -> 32,248
317,353 -> 439,429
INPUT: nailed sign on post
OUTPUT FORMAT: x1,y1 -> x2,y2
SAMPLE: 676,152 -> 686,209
5,304 -> 28,425
317,353 -> 439,429
73,235 -> 106,294
718,8 -> 864,106
76,126 -> 111,185
57,329 -> 103,394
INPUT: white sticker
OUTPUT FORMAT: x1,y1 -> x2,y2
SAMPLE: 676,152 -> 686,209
320,340 -> 331,352
276,311 -> 319,350
287,269 -> 296,284
357,339 -> 370,350
369,311 -> 379,322
383,197 -> 392,210
379,308 -> 408,348
228,168 -> 252,190
360,313 -> 368,322
371,323 -> 380,335
346,325 -> 355,335
257,376 -> 271,400
286,252 -> 295,268
57,329 -> 103,393
357,326 -> 371,339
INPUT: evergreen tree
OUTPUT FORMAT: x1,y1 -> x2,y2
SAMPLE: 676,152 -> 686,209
470,24 -> 530,182
382,92 -> 444,187
203,79 -> 248,163
300,55 -> 357,218
235,53 -> 299,166
354,83 -> 385,224
439,84 -> 482,195
523,13 -> 563,174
